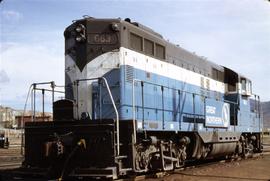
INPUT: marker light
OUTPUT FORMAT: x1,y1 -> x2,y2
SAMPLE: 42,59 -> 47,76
111,23 -> 120,31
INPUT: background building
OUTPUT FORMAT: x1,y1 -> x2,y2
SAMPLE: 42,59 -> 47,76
0,105 -> 52,129
0,106 -> 17,128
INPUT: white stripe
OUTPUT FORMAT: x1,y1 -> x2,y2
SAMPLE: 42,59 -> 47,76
120,47 -> 225,93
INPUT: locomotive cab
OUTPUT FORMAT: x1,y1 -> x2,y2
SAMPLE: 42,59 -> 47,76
239,76 -> 252,97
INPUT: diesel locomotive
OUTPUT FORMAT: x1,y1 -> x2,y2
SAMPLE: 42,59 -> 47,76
2,17 -> 263,180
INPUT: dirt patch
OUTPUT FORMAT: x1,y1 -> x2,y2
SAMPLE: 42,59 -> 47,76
147,135 -> 270,181
158,156 -> 270,181
0,132 -> 23,168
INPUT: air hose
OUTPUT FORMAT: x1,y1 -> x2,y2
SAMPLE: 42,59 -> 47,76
58,139 -> 86,181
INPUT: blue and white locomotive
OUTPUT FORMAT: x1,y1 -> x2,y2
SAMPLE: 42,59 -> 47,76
11,17 -> 263,180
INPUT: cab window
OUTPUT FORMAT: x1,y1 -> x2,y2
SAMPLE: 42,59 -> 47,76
241,78 -> 252,95
241,78 -> 246,92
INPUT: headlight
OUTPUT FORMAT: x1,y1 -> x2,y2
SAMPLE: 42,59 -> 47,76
75,24 -> 86,42
75,24 -> 85,33
75,35 -> 86,42
76,36 -> 83,42
75,26 -> 82,33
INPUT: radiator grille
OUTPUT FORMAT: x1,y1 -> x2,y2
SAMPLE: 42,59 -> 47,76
125,65 -> 134,83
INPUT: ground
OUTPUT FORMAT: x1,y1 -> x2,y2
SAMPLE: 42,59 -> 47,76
0,130 -> 22,168
146,136 -> 270,181
146,155 -> 270,181
0,131 -> 270,181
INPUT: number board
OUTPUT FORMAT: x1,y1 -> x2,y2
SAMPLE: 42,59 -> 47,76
88,33 -> 118,44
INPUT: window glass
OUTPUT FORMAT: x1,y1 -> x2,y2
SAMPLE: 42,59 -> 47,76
249,81 -> 252,93
156,43 -> 165,59
247,80 -> 252,94
212,68 -> 224,82
130,33 -> 142,51
241,79 -> 246,92
144,39 -> 154,56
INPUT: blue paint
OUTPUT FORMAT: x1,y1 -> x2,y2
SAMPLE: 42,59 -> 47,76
205,99 -> 230,128
91,65 -> 261,133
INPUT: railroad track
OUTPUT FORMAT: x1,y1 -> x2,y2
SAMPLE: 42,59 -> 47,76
0,151 -> 268,180
0,162 -> 21,169
262,144 -> 270,153
117,152 -> 267,181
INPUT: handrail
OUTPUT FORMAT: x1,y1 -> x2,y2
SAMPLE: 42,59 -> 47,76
76,77 -> 120,156
132,79 -> 239,140
132,79 -> 200,141
20,84 -> 33,155
30,81 -> 57,122
132,79 -> 137,143
21,81 -> 59,155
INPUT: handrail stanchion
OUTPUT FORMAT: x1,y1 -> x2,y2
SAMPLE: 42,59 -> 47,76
141,82 -> 145,129
101,77 -> 120,156
21,81 -> 64,156
76,80 -> 79,120
33,84 -> 36,122
132,79 -> 137,144
31,88 -> 33,122
193,93 -> 196,131
42,89 -> 45,121
161,86 -> 164,130
76,77 -> 120,156
51,81 -> 55,115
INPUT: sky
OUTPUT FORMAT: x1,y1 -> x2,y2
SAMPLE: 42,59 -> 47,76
0,0 -> 270,111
